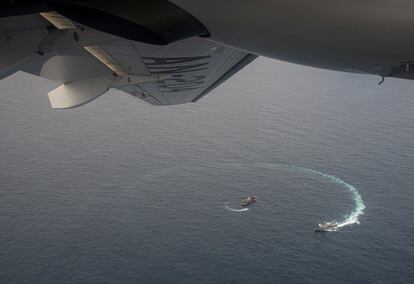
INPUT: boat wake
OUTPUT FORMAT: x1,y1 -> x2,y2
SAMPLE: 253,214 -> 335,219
289,165 -> 365,230
221,163 -> 365,229
225,202 -> 249,212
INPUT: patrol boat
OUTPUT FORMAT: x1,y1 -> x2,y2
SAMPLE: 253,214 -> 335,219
241,196 -> 256,207
315,222 -> 338,232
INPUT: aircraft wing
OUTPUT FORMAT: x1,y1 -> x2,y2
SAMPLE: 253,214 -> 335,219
0,12 -> 257,108
113,39 -> 257,106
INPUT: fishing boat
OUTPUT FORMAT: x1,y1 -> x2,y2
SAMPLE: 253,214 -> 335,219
241,196 -> 256,207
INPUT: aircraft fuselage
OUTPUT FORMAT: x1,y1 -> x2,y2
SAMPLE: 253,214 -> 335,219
172,0 -> 414,80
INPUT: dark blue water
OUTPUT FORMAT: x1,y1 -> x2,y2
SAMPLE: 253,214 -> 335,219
1,58 -> 413,283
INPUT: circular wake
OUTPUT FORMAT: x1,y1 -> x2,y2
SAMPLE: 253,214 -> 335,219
223,163 -> 365,230
225,202 -> 249,212
291,166 -> 365,228
288,165 -> 365,228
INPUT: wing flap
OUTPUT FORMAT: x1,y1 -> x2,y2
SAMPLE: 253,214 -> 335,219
84,45 -> 128,76
39,11 -> 76,30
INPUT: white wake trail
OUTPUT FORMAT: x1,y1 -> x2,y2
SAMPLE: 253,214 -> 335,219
221,163 -> 365,229
291,165 -> 365,229
225,202 -> 249,212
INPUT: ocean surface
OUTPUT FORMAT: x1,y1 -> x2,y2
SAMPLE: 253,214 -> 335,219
1,57 -> 413,283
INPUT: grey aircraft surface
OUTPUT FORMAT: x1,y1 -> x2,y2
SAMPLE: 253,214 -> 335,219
1,0 -> 414,108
